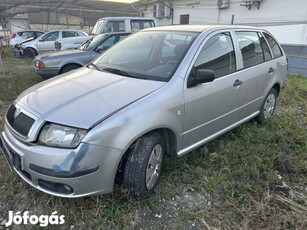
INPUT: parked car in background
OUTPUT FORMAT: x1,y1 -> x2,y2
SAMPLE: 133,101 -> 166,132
90,17 -> 156,35
1,25 -> 287,198
34,32 -> 130,79
9,30 -> 45,48
54,35 -> 93,51
20,29 -> 88,58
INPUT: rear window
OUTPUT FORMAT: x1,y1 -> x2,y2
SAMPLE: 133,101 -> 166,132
263,33 -> 283,58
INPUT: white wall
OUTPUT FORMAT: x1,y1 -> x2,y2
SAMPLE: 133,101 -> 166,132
140,0 -> 307,45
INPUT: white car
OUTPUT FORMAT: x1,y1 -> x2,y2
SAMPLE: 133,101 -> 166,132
20,29 -> 88,58
54,36 -> 93,51
9,30 -> 45,48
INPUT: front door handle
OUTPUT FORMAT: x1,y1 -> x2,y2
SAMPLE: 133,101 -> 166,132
233,79 -> 243,87
268,67 -> 275,73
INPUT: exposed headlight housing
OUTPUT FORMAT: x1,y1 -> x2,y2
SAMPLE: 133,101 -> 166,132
38,123 -> 87,148
35,60 -> 45,69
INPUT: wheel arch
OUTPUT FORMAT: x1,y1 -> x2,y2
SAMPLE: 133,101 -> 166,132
59,63 -> 83,74
24,45 -> 38,53
272,83 -> 281,97
116,127 -> 178,175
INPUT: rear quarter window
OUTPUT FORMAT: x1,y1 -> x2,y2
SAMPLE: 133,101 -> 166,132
263,33 -> 283,58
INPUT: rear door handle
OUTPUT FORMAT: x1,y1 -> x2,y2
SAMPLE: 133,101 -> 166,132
233,79 -> 243,87
268,67 -> 275,73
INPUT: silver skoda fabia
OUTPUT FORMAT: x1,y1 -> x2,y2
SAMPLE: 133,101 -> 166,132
0,25 -> 287,198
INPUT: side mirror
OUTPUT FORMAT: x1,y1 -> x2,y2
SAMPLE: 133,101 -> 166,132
39,38 -> 44,42
187,69 -> 215,88
96,46 -> 107,53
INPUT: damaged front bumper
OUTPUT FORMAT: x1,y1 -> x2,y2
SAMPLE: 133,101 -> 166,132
0,123 -> 123,198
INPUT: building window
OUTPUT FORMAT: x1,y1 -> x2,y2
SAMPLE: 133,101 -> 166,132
180,14 -> 190,25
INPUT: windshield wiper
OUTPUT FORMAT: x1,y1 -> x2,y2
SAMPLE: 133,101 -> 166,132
102,67 -> 145,79
88,63 -> 100,70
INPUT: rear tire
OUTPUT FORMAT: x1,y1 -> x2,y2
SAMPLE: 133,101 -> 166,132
255,88 -> 277,124
61,64 -> 80,74
123,132 -> 165,198
24,48 -> 37,58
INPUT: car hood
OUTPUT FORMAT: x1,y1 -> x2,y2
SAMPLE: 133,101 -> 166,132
21,38 -> 37,48
36,49 -> 85,60
17,67 -> 166,129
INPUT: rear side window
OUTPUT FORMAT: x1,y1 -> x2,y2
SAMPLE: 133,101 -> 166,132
263,33 -> 283,58
104,21 -> 125,32
236,31 -> 265,69
20,31 -> 35,38
62,31 -> 79,38
193,32 -> 236,78
131,20 -> 155,32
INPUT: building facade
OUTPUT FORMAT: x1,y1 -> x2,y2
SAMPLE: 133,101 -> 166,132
136,0 -> 307,46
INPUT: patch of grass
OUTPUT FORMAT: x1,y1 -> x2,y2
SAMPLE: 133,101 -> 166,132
0,49 -> 306,229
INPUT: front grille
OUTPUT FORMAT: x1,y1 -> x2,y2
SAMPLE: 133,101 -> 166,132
6,104 -> 35,137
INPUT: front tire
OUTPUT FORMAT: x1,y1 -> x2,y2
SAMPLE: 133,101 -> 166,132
123,132 -> 165,198
24,48 -> 37,58
255,88 -> 277,124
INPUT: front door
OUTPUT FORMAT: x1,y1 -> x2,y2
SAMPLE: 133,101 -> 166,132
37,31 -> 59,53
182,31 -> 242,151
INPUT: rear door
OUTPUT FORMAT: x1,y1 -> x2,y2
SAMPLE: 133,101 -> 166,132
234,31 -> 274,120
182,31 -> 242,150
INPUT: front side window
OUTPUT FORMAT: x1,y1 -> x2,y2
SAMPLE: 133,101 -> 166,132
193,32 -> 236,78
93,31 -> 198,82
42,31 -> 59,41
263,33 -> 283,58
236,31 -> 266,69
96,36 -> 116,51
79,34 -> 107,51
90,19 -> 106,35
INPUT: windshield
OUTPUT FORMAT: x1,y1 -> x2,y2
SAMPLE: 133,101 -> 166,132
93,31 -> 199,82
79,34 -> 107,51
90,19 -> 106,35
